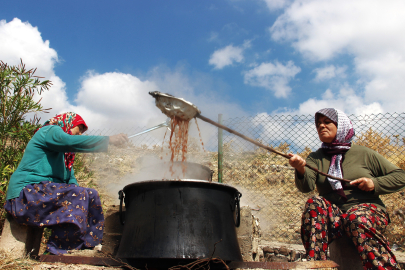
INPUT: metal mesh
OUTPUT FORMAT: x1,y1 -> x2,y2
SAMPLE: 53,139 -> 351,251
87,112 -> 405,245
221,112 -> 405,244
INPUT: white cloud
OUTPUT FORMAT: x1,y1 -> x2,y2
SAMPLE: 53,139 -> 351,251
295,87 -> 383,116
74,71 -> 162,129
209,44 -> 245,69
313,65 -> 346,81
269,0 -> 405,113
0,18 -> 69,119
244,60 -> 301,98
0,18 -> 58,78
0,17 -> 250,145
262,0 -> 292,10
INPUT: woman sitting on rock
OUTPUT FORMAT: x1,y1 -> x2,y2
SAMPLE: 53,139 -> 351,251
288,108 -> 405,270
4,112 -> 128,255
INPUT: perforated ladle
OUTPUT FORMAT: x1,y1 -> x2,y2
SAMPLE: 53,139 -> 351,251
149,91 -> 351,182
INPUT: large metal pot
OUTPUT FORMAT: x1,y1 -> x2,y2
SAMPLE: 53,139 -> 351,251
116,179 -> 242,262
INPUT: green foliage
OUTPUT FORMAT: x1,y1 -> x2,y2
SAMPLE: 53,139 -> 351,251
0,60 -> 51,210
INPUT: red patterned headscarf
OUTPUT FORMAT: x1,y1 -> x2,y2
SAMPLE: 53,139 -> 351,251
315,108 -> 355,201
39,112 -> 88,171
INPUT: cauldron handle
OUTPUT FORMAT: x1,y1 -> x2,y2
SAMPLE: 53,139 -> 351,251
118,190 -> 125,225
234,192 -> 242,227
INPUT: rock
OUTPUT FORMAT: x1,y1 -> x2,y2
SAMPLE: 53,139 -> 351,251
263,246 -> 274,254
279,246 -> 290,256
270,255 -> 289,262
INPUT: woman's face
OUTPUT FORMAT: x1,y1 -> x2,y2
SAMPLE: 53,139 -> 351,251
71,124 -> 85,135
316,115 -> 337,143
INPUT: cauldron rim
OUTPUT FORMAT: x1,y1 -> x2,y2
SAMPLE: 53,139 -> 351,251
122,179 -> 239,193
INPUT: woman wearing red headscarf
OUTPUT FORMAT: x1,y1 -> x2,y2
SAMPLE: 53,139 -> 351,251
4,112 -> 128,255
289,108 -> 405,270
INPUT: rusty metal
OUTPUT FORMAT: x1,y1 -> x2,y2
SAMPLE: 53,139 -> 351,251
39,256 -> 339,270
39,255 -> 339,270
39,255 -> 124,266
227,260 -> 339,269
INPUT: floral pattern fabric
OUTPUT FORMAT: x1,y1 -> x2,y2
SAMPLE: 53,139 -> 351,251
4,181 -> 104,255
302,196 -> 400,270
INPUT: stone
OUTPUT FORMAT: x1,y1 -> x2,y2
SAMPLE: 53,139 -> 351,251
263,246 -> 274,254
290,250 -> 297,261
0,213 -> 43,259
236,206 -> 254,262
102,205 -> 125,256
270,255 -> 289,262
329,234 -> 363,270
279,246 -> 290,256
237,235 -> 254,261
103,205 -> 125,234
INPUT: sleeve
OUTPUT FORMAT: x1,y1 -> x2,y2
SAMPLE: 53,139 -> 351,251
295,153 -> 318,193
368,150 -> 405,195
44,126 -> 109,153
67,168 -> 79,186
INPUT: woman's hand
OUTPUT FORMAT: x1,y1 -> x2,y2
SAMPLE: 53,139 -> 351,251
288,153 -> 306,177
350,177 -> 375,192
109,133 -> 128,146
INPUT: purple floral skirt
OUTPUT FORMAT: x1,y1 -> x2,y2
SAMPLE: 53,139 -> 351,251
4,181 -> 104,255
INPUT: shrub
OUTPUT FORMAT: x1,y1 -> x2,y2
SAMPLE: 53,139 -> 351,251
0,60 -> 51,219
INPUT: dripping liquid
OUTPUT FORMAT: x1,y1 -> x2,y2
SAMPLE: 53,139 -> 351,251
168,116 -> 190,178
194,118 -> 206,152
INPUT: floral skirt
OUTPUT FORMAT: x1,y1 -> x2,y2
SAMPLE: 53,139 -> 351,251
4,181 -> 104,255
301,196 -> 400,270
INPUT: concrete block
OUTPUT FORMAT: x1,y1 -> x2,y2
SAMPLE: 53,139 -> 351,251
329,235 -> 363,270
236,206 -> 253,238
104,205 -> 125,234
101,233 -> 122,256
0,213 -> 43,258
102,205 -> 124,256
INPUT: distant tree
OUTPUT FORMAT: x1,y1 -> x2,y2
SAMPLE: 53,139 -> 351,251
0,60 -> 51,203
354,128 -> 405,170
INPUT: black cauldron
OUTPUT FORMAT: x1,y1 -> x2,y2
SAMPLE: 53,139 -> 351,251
116,180 -> 242,262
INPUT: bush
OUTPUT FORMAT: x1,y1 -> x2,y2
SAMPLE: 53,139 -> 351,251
0,60 -> 51,219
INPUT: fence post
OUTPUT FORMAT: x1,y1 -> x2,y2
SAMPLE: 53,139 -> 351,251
218,114 -> 223,183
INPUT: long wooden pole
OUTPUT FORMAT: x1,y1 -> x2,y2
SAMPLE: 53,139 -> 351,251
197,114 -> 352,183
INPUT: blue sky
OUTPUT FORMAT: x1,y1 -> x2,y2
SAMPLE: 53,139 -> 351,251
1,0 -> 405,131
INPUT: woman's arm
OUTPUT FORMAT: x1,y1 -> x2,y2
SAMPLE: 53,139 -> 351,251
44,126 -> 110,153
288,153 -> 306,176
366,150 -> 405,195
346,147 -> 405,194
289,153 -> 317,193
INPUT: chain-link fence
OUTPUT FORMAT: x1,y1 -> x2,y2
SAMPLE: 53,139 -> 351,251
87,112 -> 405,245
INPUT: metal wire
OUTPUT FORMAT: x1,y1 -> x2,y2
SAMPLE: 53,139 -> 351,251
87,112 -> 405,245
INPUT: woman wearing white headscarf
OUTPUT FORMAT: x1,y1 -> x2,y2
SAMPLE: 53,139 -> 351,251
289,108 -> 405,270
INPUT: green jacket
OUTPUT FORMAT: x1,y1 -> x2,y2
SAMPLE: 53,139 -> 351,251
296,145 -> 405,212
6,125 -> 109,200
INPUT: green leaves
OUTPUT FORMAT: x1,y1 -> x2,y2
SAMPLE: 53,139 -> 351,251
0,60 -> 51,207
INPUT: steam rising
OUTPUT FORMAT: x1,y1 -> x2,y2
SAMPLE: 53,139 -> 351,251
106,155 -> 212,199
